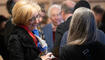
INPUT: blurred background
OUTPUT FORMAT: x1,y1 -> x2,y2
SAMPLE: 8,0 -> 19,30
0,0 -> 105,18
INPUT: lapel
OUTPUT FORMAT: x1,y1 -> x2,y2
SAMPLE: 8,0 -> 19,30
42,24 -> 54,46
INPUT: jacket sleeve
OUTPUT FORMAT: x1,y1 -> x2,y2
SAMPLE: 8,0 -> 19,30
7,34 -> 24,60
53,24 -> 65,57
34,56 -> 42,60
59,31 -> 68,52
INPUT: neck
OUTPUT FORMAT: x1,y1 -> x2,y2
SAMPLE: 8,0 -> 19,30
64,14 -> 72,21
52,23 -> 57,32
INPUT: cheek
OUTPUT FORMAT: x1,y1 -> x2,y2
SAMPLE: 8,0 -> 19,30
51,16 -> 55,20
97,16 -> 102,21
39,17 -> 43,22
51,18 -> 56,23
58,16 -> 62,19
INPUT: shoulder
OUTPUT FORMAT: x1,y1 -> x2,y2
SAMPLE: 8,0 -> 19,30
60,42 -> 105,60
8,25 -> 36,48
56,22 -> 65,33
59,45 -> 85,60
60,44 -> 83,56
10,26 -> 27,36
63,31 -> 68,36
96,29 -> 105,35
88,41 -> 105,50
42,24 -> 52,29
56,16 -> 72,32
96,29 -> 105,44
58,23 -> 65,28
61,31 -> 68,43
66,16 -> 72,23
8,25 -> 29,42
87,41 -> 105,59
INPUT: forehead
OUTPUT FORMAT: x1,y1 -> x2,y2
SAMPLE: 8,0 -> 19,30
50,7 -> 61,15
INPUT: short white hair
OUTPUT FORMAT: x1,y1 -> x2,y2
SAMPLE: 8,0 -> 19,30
47,4 -> 61,18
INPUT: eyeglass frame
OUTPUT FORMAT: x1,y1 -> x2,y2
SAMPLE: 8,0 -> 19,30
29,14 -> 42,22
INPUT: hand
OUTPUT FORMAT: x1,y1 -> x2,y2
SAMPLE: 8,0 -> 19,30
40,55 -> 52,60
46,52 -> 56,59
41,52 -> 55,60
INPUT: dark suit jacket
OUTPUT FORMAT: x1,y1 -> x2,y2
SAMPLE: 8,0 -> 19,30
42,24 -> 54,52
53,16 -> 72,57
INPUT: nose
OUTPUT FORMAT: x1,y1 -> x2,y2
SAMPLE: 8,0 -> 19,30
39,17 -> 43,23
54,15 -> 59,20
56,15 -> 60,21
35,19 -> 40,24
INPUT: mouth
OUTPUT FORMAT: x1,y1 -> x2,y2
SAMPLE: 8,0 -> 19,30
30,24 -> 37,27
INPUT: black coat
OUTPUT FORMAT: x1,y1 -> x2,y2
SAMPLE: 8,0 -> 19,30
59,41 -> 105,60
4,19 -> 15,47
7,26 -> 41,60
0,30 -> 8,60
1,18 -> 15,60
99,23 -> 105,33
53,16 -> 72,57
0,33 -> 7,60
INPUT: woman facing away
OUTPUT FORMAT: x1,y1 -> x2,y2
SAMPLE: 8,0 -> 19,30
59,7 -> 105,60
7,0 -> 53,60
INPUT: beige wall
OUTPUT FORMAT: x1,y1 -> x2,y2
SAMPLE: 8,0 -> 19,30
90,2 -> 105,10
0,0 -> 105,18
0,0 -> 10,17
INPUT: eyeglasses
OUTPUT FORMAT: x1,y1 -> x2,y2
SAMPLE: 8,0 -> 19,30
29,14 -> 41,21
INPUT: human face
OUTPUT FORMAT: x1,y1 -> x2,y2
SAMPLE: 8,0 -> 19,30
50,7 -> 62,26
28,13 -> 41,30
96,14 -> 103,22
94,13 -> 103,24
38,11 -> 46,23
61,10 -> 65,21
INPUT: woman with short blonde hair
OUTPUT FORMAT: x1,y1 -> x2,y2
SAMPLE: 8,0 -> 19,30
7,0 -> 52,60
12,0 -> 41,26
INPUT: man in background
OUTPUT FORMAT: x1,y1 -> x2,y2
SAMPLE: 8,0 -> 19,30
53,0 -> 75,57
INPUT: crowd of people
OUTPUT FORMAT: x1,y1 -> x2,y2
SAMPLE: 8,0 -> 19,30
0,0 -> 105,60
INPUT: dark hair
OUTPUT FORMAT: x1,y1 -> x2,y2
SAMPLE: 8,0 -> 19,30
80,0 -> 86,1
102,12 -> 105,23
74,0 -> 91,12
61,0 -> 75,14
62,4 -> 74,14
6,0 -> 15,15
92,5 -> 104,14
98,12 -> 105,33
0,15 -> 7,24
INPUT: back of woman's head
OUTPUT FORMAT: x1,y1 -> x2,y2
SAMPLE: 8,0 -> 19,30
67,7 -> 96,45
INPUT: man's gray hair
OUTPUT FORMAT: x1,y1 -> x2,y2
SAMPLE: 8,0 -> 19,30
47,4 -> 61,18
